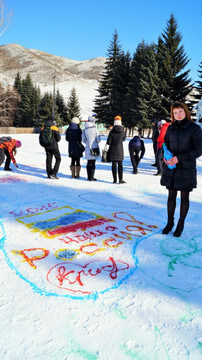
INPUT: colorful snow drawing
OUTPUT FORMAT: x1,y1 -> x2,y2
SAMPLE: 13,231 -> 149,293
1,201 -> 158,299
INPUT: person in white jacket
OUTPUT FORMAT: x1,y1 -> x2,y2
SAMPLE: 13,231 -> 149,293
82,115 -> 101,181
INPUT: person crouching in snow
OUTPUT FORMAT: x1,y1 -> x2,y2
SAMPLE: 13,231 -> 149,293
0,137 -> 21,170
128,135 -> 145,174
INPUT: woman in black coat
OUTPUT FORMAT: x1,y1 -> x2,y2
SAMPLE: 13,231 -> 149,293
161,102 -> 202,237
65,117 -> 83,178
107,115 -> 126,184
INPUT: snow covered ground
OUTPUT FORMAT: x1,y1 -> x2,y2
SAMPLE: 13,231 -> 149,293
0,133 -> 201,360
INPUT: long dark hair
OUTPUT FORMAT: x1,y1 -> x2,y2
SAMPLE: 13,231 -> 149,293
171,102 -> 192,123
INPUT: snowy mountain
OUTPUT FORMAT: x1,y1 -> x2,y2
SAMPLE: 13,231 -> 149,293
0,44 -> 106,116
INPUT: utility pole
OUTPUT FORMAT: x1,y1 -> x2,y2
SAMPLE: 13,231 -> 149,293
52,71 -> 56,120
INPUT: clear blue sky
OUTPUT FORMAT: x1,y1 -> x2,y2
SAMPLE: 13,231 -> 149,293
2,0 -> 202,83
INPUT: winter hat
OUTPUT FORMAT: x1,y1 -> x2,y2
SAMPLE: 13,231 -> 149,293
71,117 -> 80,124
160,120 -> 166,126
88,114 -> 96,123
46,115 -> 54,122
114,115 -> 122,126
15,140 -> 22,148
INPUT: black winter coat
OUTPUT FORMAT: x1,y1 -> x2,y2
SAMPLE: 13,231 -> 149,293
161,119 -> 202,191
107,125 -> 126,161
65,123 -> 83,158
43,119 -> 61,150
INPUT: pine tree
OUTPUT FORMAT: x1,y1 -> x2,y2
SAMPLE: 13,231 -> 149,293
157,14 -> 192,117
195,62 -> 202,100
14,73 -> 41,127
66,87 -> 81,122
112,51 -> 131,120
55,90 -> 68,125
94,30 -> 123,125
38,92 -> 53,125
13,72 -> 22,126
125,42 -> 161,132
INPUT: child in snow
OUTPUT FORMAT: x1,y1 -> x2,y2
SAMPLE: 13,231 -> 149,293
0,137 -> 22,170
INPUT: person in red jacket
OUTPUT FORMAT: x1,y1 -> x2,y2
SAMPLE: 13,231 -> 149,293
154,120 -> 170,175
0,137 -> 22,170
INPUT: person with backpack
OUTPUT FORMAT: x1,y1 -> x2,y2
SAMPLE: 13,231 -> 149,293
65,117 -> 84,178
107,115 -> 126,184
128,135 -> 145,174
0,137 -> 22,170
39,115 -> 61,179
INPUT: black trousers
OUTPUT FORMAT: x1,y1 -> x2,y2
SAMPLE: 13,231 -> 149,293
112,160 -> 123,182
156,147 -> 164,174
45,148 -> 61,176
129,146 -> 141,173
0,148 -> 5,167
71,156 -> 80,166
0,149 -> 11,169
86,159 -> 96,180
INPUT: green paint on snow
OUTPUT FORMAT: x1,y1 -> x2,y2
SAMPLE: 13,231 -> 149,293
120,343 -> 149,360
114,306 -> 127,319
68,339 -> 98,360
154,326 -> 170,360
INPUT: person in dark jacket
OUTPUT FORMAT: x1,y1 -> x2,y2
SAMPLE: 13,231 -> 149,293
65,117 -> 83,178
161,102 -> 202,237
154,120 -> 170,176
0,137 -> 22,170
41,115 -> 61,179
107,115 -> 126,184
151,118 -> 159,167
128,135 -> 145,174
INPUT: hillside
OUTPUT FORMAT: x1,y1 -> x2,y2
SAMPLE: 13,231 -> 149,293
0,44 -> 106,116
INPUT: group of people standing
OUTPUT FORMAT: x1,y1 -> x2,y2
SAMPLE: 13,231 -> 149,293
0,102 -> 202,238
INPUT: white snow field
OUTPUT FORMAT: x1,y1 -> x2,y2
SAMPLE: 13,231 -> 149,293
0,133 -> 201,360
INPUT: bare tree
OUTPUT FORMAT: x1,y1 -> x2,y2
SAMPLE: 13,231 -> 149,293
0,85 -> 19,127
0,0 -> 12,36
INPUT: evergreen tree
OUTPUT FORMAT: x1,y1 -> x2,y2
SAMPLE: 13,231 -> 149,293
13,72 -> 22,126
94,30 -> 123,125
55,89 -> 68,125
14,73 -> 41,127
195,62 -> 202,100
37,92 -> 53,125
157,14 -> 192,117
66,87 -> 81,122
125,42 -> 161,132
111,51 -> 131,120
